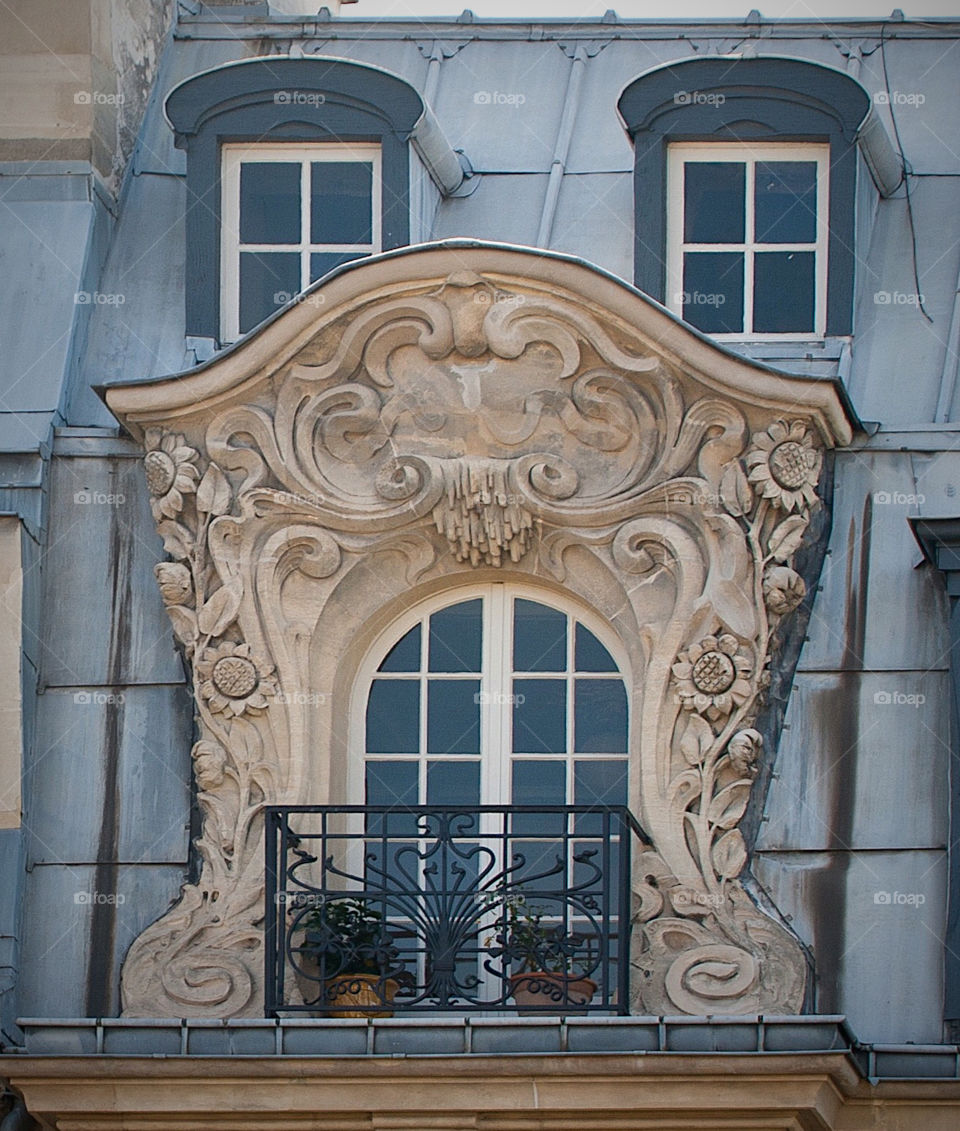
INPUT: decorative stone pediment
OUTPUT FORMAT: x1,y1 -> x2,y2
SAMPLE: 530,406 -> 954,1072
104,242 -> 854,1019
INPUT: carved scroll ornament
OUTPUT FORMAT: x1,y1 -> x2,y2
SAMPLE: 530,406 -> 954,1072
112,262 -> 848,1018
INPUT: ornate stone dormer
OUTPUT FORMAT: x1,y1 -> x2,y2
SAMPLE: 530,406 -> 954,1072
103,242 -> 855,1019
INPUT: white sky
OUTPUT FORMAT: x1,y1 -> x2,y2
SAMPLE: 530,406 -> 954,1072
349,0 -> 960,19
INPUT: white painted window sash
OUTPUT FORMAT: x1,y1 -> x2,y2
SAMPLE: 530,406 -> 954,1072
667,141 -> 830,341
220,142 -> 382,342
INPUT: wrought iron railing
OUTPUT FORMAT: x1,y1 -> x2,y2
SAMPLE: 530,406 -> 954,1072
265,805 -> 647,1016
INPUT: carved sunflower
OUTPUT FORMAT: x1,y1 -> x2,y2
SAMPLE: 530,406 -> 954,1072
762,564 -> 806,616
196,641 -> 276,718
143,428 -> 200,521
744,420 -> 821,513
673,634 -> 753,722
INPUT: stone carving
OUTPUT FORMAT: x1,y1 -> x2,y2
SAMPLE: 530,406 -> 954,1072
432,458 -> 534,566
107,252 -> 851,1018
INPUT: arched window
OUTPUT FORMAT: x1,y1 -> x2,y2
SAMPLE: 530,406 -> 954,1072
357,585 -> 629,816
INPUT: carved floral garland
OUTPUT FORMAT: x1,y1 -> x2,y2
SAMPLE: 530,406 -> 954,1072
631,418 -> 821,1014
122,430 -> 276,1016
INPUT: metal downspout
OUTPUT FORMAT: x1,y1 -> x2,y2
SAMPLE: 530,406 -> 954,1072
934,270 -> 960,422
424,40 -> 442,108
536,46 -> 587,250
0,1095 -> 32,1131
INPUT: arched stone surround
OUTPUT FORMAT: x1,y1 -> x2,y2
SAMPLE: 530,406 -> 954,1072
103,242 -> 854,1019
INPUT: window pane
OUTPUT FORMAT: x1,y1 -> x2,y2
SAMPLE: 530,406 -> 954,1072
366,761 -> 419,836
239,251 -> 300,334
309,250 -> 367,282
573,838 -> 620,897
574,623 -> 617,672
513,679 -> 567,753
512,760 -> 566,834
239,162 -> 301,244
574,760 -> 628,834
366,679 -> 419,754
429,600 -> 482,673
682,252 -> 744,333
427,760 -> 481,807
509,842 -> 565,890
379,623 -> 421,672
754,161 -> 818,244
367,759 -> 419,805
513,599 -> 566,672
683,162 -> 745,243
753,251 -> 815,333
311,161 -> 374,244
427,679 -> 481,754
574,679 -> 627,753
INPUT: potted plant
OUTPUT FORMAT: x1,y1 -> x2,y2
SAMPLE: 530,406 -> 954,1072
294,896 -> 403,1017
495,895 -> 597,1013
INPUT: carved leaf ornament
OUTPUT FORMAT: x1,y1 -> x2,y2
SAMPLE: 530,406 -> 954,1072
103,248 -> 853,1018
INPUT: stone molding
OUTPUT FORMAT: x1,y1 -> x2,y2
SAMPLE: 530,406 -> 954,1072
104,243 -> 854,1019
5,1046 -> 960,1131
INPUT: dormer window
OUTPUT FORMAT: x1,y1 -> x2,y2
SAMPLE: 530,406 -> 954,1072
666,142 -> 829,338
164,56 -> 464,346
618,56 -> 901,341
221,142 -> 382,339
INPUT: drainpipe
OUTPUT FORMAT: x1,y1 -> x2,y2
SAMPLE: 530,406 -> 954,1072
934,271 -> 960,422
911,517 -> 960,1040
0,1094 -> 33,1131
423,40 -> 443,108
536,45 -> 587,249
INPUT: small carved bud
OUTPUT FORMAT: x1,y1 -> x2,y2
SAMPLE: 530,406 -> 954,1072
727,729 -> 763,778
762,564 -> 806,616
192,740 -> 227,791
155,562 -> 193,606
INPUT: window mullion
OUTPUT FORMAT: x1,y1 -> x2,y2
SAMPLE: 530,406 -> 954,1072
486,585 -> 509,809
419,616 -> 428,805
300,160 -> 311,294
744,159 -> 756,335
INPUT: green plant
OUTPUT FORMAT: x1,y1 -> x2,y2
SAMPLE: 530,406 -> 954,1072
491,894 -> 593,977
299,896 -> 397,978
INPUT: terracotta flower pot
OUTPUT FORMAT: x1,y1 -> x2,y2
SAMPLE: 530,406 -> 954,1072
294,950 -> 398,1017
323,972 -> 399,1017
508,971 -> 597,1014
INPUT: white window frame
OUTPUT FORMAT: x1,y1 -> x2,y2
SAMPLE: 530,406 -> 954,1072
666,141 -> 830,341
220,141 -> 382,342
350,582 -> 631,813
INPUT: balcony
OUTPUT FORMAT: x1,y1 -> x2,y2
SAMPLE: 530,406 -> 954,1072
264,805 -> 647,1016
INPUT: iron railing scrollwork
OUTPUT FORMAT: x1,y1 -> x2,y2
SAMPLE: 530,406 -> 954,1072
265,805 -> 647,1016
